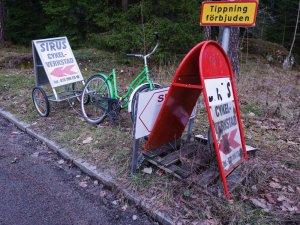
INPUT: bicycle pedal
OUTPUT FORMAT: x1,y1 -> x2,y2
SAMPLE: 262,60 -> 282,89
107,111 -> 119,121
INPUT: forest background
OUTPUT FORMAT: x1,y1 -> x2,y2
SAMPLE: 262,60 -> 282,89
0,0 -> 299,66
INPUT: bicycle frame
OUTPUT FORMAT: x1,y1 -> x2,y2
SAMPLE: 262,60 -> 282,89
93,32 -> 159,110
98,66 -> 153,109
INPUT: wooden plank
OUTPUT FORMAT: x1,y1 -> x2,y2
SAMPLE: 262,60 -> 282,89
160,146 -> 198,167
143,140 -> 209,179
143,146 -> 171,159
167,164 -> 190,178
194,134 -> 208,144
197,167 -> 219,187
143,138 -> 182,159
226,160 -> 254,192
146,158 -> 182,179
186,166 -> 219,187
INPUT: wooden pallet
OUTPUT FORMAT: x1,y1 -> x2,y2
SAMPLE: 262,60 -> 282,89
186,164 -> 220,187
143,135 -> 258,194
143,141 -> 212,179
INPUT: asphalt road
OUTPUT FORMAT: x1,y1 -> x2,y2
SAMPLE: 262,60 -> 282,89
0,116 -> 158,225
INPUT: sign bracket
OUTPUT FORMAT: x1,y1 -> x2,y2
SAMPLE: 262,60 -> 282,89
221,26 -> 231,53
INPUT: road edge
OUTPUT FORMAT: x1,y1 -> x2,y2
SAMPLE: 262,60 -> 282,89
0,108 -> 174,225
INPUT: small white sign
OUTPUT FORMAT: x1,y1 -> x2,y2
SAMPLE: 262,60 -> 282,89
135,87 -> 197,139
135,87 -> 169,139
32,37 -> 83,88
204,77 -> 234,106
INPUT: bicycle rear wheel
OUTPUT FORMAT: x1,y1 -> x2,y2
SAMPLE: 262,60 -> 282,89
81,75 -> 111,125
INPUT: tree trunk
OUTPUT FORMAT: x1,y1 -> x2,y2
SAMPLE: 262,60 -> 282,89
0,0 -> 4,43
228,27 -> 240,80
283,1 -> 300,70
122,0 -> 128,12
203,0 -> 212,40
226,0 -> 241,81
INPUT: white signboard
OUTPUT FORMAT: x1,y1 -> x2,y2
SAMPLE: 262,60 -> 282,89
135,87 -> 169,139
205,77 -> 243,174
32,37 -> 83,88
135,87 -> 197,139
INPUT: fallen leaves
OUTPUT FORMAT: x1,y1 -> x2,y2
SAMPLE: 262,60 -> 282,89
287,185 -> 295,193
263,194 -> 276,204
249,197 -> 272,212
269,181 -> 282,189
57,159 -> 65,165
79,181 -> 88,188
277,195 -> 298,212
277,195 -> 293,203
31,152 -> 39,158
11,157 -> 18,164
250,189 -> 299,213
279,200 -> 298,212
112,200 -> 118,205
132,215 -> 138,221
156,169 -> 164,176
142,167 -> 153,174
271,177 -> 280,182
100,191 -> 106,198
82,137 -> 93,144
121,204 -> 128,211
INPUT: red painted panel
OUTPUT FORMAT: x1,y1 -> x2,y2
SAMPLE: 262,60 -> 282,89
200,43 -> 231,79
144,42 -> 204,150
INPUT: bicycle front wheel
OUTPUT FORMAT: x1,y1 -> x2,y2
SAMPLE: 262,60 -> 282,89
81,75 -> 111,125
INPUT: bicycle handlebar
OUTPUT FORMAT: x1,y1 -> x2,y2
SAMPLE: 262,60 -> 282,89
126,32 -> 159,59
126,54 -> 143,58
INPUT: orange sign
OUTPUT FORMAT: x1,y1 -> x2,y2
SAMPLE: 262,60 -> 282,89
200,1 -> 258,26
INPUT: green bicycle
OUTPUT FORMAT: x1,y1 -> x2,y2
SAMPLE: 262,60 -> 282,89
81,32 -> 162,125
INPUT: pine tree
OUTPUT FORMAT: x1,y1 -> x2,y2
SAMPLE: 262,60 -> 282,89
4,0 -> 46,45
122,0 -> 128,12
0,0 -> 4,42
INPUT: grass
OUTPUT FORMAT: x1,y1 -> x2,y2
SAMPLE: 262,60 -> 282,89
241,102 -> 263,117
0,45 -> 299,224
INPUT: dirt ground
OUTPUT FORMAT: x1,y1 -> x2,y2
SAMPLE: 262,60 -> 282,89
0,46 -> 299,224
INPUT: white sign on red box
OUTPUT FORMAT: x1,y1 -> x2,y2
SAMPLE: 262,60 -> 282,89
204,78 -> 243,175
33,37 -> 83,88
135,87 -> 197,139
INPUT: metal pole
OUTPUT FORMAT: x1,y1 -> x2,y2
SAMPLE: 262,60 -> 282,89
186,118 -> 194,142
186,103 -> 198,142
221,27 -> 231,53
131,94 -> 140,174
